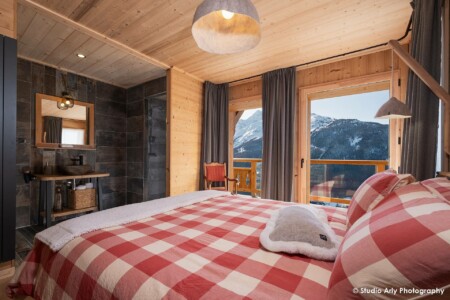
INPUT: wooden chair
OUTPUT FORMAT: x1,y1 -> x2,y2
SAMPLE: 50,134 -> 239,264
203,162 -> 239,194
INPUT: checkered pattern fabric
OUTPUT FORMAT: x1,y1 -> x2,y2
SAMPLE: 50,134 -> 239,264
422,177 -> 450,202
311,180 -> 335,197
328,182 -> 450,299
10,195 -> 347,300
346,171 -> 415,227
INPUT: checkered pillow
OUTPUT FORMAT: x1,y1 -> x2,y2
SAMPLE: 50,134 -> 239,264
347,171 -> 415,227
421,177 -> 450,202
328,183 -> 450,299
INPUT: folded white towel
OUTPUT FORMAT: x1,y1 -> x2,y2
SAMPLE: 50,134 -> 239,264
76,185 -> 86,190
85,183 -> 94,189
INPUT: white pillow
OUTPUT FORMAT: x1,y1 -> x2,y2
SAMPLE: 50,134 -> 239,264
260,205 -> 341,261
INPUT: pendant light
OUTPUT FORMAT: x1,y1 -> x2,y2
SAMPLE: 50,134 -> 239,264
57,75 -> 75,110
375,50 -> 411,119
192,0 -> 261,54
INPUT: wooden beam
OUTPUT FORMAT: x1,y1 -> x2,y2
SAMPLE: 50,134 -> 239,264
19,0 -> 171,70
388,40 -> 450,105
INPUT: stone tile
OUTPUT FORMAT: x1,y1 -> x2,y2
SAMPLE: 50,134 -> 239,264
147,180 -> 166,196
67,73 -> 78,90
86,78 -> 96,103
127,84 -> 144,103
31,63 -> 45,94
143,77 -> 166,97
96,98 -> 126,118
101,192 -> 127,209
17,80 -> 31,103
77,76 -> 88,102
127,147 -> 143,163
126,116 -> 143,132
148,143 -> 166,156
127,192 -> 143,204
45,65 -> 56,76
44,74 -> 56,96
16,184 -> 30,207
96,115 -> 126,133
101,176 -> 126,194
127,162 -> 143,178
95,162 -> 126,177
17,101 -> 31,123
16,206 -> 30,228
96,147 -> 126,163
16,143 -> 30,165
16,164 -> 29,186
147,156 -> 166,168
127,131 -> 143,148
17,121 -> 31,141
147,168 -> 166,181
127,100 -> 143,118
96,81 -> 126,102
96,131 -> 126,147
17,58 -> 32,82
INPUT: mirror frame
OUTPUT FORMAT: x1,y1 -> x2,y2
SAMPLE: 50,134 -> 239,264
35,93 -> 95,150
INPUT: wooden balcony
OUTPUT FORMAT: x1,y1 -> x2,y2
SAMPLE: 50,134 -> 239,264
232,158 -> 389,203
233,158 -> 262,197
309,159 -> 389,204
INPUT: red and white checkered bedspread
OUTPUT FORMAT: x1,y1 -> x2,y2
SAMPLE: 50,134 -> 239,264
10,195 -> 347,300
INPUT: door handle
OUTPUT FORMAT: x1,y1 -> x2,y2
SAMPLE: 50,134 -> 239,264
301,158 -> 305,168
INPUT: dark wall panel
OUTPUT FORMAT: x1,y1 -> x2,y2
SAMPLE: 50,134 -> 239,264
1,36 -> 17,262
16,59 -> 127,227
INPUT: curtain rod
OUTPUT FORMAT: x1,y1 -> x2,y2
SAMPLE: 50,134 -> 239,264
227,12 -> 413,85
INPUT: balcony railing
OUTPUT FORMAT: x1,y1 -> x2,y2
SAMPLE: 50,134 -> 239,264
232,158 -> 389,203
233,158 -> 262,197
309,159 -> 389,204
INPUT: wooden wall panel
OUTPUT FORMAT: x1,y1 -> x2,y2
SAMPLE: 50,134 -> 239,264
167,68 -> 203,196
0,0 -> 16,38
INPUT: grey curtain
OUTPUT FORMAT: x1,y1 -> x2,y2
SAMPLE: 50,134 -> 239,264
43,116 -> 62,143
400,0 -> 442,180
200,81 -> 229,189
261,67 -> 296,201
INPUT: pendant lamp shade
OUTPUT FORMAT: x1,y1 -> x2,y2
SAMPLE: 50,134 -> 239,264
375,97 -> 411,119
57,92 -> 75,110
192,0 -> 261,54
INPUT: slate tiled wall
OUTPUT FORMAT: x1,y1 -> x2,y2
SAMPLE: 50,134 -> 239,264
16,59 -> 127,227
126,77 -> 166,204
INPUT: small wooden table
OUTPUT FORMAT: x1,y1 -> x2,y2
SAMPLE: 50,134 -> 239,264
35,172 -> 110,228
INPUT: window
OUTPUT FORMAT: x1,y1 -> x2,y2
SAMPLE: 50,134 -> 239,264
309,90 -> 389,203
61,128 -> 85,145
233,108 -> 262,196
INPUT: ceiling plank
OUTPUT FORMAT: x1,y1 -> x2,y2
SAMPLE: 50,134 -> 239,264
19,0 -> 171,70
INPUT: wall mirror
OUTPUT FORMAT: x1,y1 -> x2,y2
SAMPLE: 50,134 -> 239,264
35,93 -> 95,149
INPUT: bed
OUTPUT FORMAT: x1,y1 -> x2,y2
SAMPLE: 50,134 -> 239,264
7,174 -> 450,300
8,191 -> 347,299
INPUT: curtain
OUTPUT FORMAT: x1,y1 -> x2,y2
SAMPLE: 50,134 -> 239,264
200,81 -> 229,189
43,116 -> 62,143
400,0 -> 442,180
261,67 -> 296,201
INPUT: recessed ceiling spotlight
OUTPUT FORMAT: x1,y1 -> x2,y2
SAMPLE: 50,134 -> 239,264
77,53 -> 86,58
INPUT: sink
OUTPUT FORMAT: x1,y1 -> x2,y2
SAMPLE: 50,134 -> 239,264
61,165 -> 93,175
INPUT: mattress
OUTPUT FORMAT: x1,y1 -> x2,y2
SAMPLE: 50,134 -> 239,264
10,194 -> 347,299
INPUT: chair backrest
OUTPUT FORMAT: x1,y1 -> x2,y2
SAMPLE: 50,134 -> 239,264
204,162 -> 227,183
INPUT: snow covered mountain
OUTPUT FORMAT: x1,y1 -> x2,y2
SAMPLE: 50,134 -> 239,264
233,111 -> 388,161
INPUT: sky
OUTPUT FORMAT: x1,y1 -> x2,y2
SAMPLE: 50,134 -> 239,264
311,90 -> 389,124
241,90 -> 389,124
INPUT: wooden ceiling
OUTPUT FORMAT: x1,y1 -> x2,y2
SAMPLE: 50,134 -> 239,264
18,0 -> 412,87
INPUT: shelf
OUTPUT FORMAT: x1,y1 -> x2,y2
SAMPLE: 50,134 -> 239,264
34,172 -> 110,181
41,206 -> 97,220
